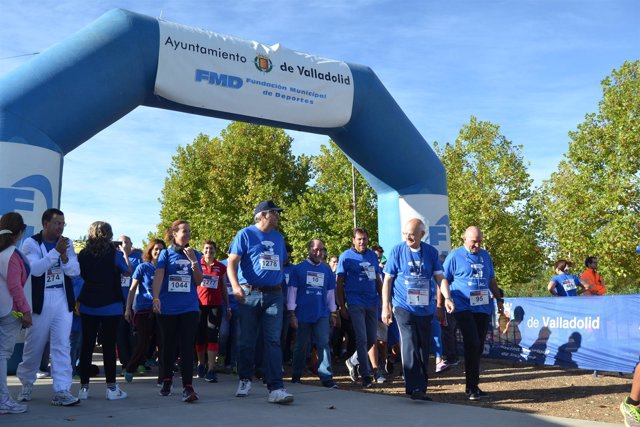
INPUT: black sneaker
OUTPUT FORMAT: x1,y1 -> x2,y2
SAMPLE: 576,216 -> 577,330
446,358 -> 461,367
345,359 -> 359,382
362,376 -> 373,388
468,387 -> 488,401
159,379 -> 172,396
205,370 -> 218,383
291,375 -> 301,384
410,390 -> 432,401
197,364 -> 206,379
182,385 -> 198,403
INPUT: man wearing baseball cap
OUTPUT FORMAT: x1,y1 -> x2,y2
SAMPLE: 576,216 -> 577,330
227,200 -> 293,404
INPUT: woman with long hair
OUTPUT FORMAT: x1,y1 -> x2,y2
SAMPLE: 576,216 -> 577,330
152,220 -> 203,403
77,221 -> 131,400
123,238 -> 166,384
0,212 -> 32,414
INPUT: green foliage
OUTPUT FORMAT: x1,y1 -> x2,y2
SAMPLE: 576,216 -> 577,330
282,141 -> 378,259
155,122 -> 310,252
537,60 -> 640,291
435,116 -> 545,292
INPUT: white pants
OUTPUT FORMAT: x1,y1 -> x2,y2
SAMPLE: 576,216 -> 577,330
0,313 -> 22,400
17,288 -> 73,393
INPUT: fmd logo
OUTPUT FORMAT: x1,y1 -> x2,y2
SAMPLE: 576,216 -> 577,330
0,174 -> 53,239
195,69 -> 243,89
428,214 -> 450,253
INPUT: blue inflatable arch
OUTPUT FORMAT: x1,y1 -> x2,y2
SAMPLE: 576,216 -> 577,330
0,8 -> 450,253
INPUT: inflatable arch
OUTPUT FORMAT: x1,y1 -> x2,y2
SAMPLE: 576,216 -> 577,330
0,8 -> 450,254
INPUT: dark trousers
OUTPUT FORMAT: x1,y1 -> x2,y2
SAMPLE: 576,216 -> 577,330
394,307 -> 432,395
80,314 -> 120,385
116,316 -> 134,366
441,311 -> 458,361
125,310 -> 157,374
158,311 -> 198,387
453,311 -> 489,390
196,306 -> 222,348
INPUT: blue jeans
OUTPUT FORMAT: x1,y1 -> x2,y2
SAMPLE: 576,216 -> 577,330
348,305 -> 377,378
237,289 -> 284,391
292,317 -> 332,382
393,307 -> 432,395
219,308 -> 239,369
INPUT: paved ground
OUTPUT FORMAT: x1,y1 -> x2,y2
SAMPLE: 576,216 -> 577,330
6,371 -> 622,426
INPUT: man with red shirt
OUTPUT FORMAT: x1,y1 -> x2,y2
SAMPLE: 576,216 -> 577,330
196,240 -> 230,382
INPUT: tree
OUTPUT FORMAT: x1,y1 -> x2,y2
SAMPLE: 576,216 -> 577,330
283,141 -> 378,258
538,60 -> 640,291
155,122 -> 310,251
435,116 -> 544,292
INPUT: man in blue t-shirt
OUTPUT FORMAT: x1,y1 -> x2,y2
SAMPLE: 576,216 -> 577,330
116,235 -> 141,373
336,227 -> 382,388
227,200 -> 293,404
287,239 -> 338,388
381,218 -> 454,401
442,226 -> 504,401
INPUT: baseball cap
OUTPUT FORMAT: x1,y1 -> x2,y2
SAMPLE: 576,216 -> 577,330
253,200 -> 284,215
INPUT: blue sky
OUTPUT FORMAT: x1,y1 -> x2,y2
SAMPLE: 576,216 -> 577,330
1,0 -> 638,247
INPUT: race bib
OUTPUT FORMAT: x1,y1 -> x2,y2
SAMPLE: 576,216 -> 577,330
45,267 -> 63,287
364,266 -> 376,280
306,271 -> 324,287
121,275 -> 132,288
562,279 -> 577,291
407,288 -> 430,306
259,254 -> 280,271
470,289 -> 489,306
168,274 -> 191,292
201,275 -> 219,289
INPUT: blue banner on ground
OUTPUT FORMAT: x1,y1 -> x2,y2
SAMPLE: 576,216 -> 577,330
484,295 -> 640,373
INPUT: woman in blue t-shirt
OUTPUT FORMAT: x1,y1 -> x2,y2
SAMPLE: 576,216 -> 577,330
123,238 -> 165,384
152,220 -> 202,403
77,221 -> 132,401
548,259 -> 586,297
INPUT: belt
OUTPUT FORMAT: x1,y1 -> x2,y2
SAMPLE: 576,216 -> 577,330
242,285 -> 281,293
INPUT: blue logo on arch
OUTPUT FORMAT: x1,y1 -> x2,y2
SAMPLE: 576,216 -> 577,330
0,174 -> 53,237
429,214 -> 449,249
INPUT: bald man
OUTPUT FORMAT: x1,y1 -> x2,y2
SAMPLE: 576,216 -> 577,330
381,218 -> 454,401
442,226 -> 504,401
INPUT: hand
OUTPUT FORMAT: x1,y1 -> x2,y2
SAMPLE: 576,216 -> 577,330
124,308 -> 132,322
152,299 -> 161,314
289,315 -> 298,329
21,312 -> 32,328
226,308 -> 233,320
329,315 -> 337,328
56,237 -> 69,262
381,305 -> 393,326
340,307 -> 350,320
232,286 -> 246,304
183,247 -> 197,263
445,298 -> 455,314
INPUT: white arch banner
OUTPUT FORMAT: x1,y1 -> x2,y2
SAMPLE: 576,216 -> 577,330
155,21 -> 354,128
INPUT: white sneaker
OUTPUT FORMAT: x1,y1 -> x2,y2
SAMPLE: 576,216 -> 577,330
235,379 -> 252,397
16,383 -> 33,402
0,396 -> 27,414
78,386 -> 89,400
36,370 -> 51,379
51,390 -> 80,406
105,385 -> 127,400
268,388 -> 294,404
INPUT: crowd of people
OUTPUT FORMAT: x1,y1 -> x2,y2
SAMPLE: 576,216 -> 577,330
0,203 -> 637,426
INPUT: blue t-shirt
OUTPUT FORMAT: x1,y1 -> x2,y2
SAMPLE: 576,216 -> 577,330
290,259 -> 336,323
132,262 -> 156,311
229,225 -> 287,287
443,246 -> 496,315
80,252 -> 130,316
550,273 -> 581,296
157,248 -> 202,315
337,248 -> 381,308
120,251 -> 143,300
383,242 -> 441,316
